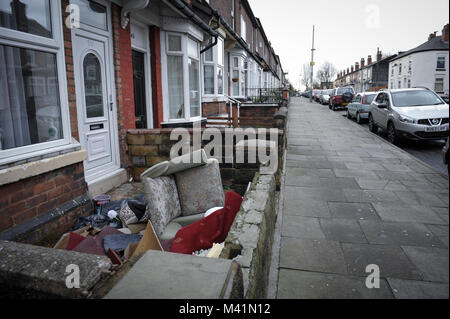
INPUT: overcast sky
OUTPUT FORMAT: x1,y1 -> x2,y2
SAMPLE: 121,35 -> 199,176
248,0 -> 449,89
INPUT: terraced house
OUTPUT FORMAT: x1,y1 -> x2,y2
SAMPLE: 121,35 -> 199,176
0,0 -> 285,243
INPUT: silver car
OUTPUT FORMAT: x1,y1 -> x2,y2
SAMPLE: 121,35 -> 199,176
319,89 -> 333,105
368,88 -> 449,144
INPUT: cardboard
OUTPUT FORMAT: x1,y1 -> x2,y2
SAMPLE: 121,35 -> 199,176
124,242 -> 139,260
126,223 -> 147,234
53,226 -> 92,250
131,221 -> 163,258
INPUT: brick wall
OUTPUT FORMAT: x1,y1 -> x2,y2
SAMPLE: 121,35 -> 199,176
239,105 -> 279,128
202,101 -> 228,117
112,3 -> 136,171
211,0 -> 233,27
0,163 -> 90,241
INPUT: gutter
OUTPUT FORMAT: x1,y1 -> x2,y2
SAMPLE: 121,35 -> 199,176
166,0 -> 219,55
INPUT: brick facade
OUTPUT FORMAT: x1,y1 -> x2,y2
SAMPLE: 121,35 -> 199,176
112,3 -> 136,172
62,0 -> 79,141
202,101 -> 228,117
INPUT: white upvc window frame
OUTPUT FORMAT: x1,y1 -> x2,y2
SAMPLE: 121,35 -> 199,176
231,54 -> 246,98
240,15 -> 246,43
0,1 -> 71,164
162,32 -> 202,123
202,37 -> 225,98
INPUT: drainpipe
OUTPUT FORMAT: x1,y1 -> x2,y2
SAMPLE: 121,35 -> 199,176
164,0 -> 219,54
121,0 -> 150,29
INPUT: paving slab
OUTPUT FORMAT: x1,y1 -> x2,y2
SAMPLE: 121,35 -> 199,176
387,278 -> 449,299
401,246 -> 449,283
282,216 -> 325,239
104,250 -> 233,299
277,269 -> 394,299
279,237 -> 347,275
359,220 -> 444,247
342,243 -> 423,280
328,202 -> 380,221
319,219 -> 368,244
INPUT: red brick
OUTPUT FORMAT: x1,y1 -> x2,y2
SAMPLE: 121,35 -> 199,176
12,207 -> 37,226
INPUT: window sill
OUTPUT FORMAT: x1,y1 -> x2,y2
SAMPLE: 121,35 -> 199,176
0,142 -> 87,186
0,138 -> 82,168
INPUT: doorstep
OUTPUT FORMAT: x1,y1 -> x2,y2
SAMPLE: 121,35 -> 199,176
87,169 -> 128,198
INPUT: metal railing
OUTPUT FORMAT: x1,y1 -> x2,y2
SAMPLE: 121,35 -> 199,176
243,88 -> 283,104
206,96 -> 241,128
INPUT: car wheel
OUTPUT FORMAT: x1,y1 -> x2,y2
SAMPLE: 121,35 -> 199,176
347,110 -> 352,119
387,122 -> 399,145
368,115 -> 378,133
356,113 -> 362,124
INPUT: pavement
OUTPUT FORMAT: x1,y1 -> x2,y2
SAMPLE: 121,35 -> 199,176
273,97 -> 449,299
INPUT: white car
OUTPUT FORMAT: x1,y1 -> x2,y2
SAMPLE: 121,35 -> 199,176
368,88 -> 449,144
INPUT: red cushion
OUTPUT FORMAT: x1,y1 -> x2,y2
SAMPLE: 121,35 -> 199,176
171,191 -> 243,255
66,232 -> 86,251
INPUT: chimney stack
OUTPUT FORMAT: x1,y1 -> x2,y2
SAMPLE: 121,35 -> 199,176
367,55 -> 372,65
361,58 -> 365,68
377,48 -> 382,62
429,31 -> 437,40
351,65 -> 354,73
443,24 -> 449,43
355,62 -> 360,71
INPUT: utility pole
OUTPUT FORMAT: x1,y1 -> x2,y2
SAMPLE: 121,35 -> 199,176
309,25 -> 315,102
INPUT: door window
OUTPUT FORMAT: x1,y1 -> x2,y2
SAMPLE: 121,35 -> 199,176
132,50 -> 147,128
83,53 -> 104,118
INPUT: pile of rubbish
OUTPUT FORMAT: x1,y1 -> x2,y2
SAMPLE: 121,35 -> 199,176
56,150 -> 244,266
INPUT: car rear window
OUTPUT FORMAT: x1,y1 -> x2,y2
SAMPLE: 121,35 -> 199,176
337,87 -> 354,95
363,94 -> 376,105
391,90 -> 444,107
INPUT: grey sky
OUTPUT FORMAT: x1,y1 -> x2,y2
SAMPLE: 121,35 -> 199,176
248,0 -> 449,89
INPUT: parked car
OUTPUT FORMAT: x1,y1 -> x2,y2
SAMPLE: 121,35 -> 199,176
368,88 -> 449,144
443,138 -> 449,175
346,92 -> 377,124
319,89 -> 333,105
329,86 -> 355,110
312,90 -> 320,102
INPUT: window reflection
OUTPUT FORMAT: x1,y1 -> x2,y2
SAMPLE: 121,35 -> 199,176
0,44 -> 62,150
0,0 -> 52,38
83,53 -> 104,118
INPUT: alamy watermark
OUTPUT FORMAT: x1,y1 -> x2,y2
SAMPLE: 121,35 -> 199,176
169,122 -> 279,174
65,4 -> 80,29
365,264 -> 380,289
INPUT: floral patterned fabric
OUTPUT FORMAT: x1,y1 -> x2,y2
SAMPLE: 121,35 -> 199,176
143,176 -> 182,239
118,203 -> 139,225
174,159 -> 225,216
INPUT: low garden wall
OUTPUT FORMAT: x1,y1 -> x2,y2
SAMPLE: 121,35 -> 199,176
220,172 -> 278,299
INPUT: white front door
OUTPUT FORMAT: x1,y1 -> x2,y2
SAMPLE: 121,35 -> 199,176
73,28 -> 118,181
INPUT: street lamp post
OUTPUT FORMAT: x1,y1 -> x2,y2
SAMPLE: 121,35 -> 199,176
309,25 -> 315,102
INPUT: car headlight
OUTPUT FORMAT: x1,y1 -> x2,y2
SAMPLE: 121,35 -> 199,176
398,114 -> 416,124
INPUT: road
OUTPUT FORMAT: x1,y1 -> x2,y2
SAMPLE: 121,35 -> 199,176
317,101 -> 448,176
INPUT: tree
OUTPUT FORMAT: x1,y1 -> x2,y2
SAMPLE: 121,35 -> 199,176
316,61 -> 337,87
300,63 -> 312,90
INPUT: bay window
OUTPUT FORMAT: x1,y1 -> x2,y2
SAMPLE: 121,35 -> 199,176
164,33 -> 202,121
231,54 -> 246,97
202,37 -> 224,97
0,1 -> 70,161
